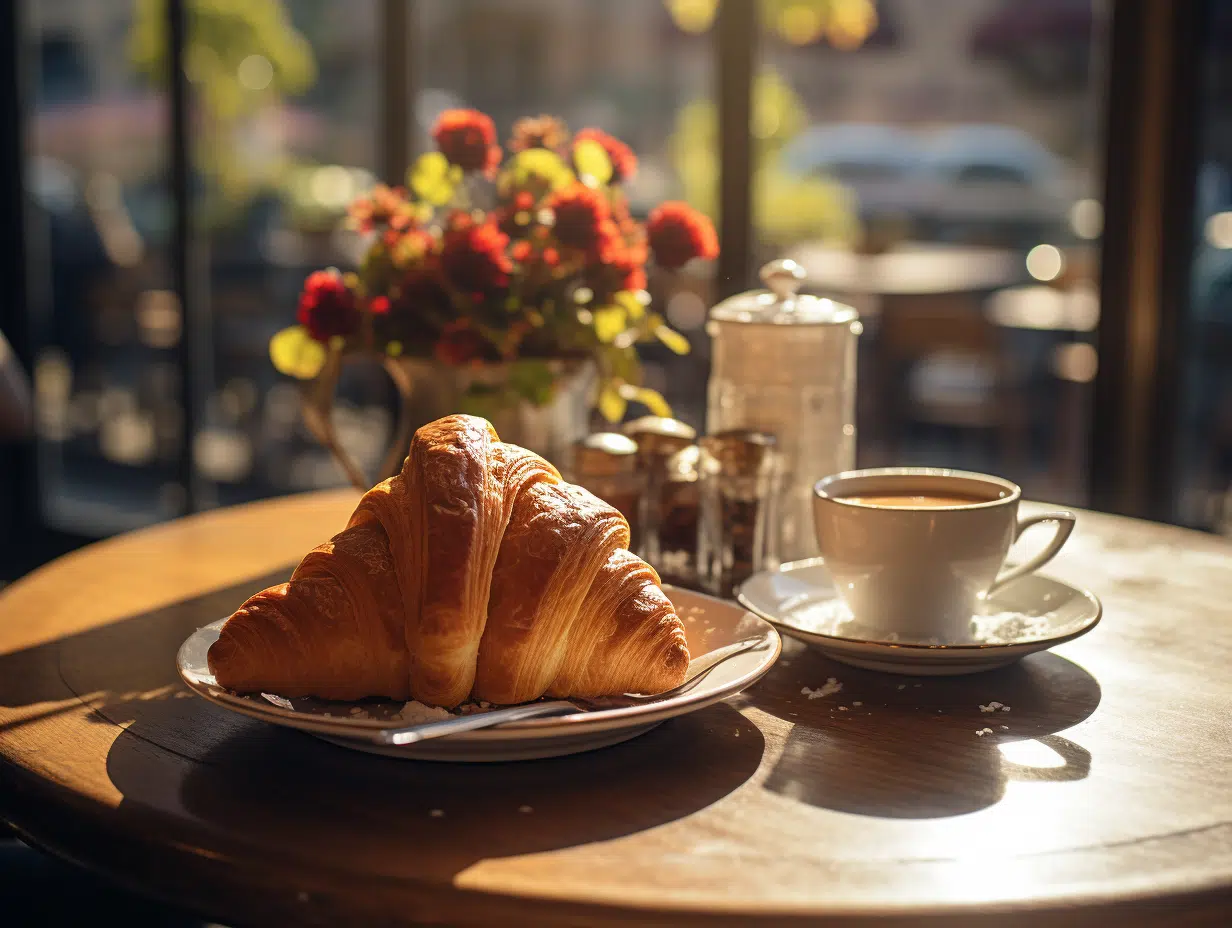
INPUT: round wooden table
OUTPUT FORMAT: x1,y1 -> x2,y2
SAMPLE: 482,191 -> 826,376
1,491 -> 1231,926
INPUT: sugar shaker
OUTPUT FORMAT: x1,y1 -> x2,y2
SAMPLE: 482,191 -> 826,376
706,258 -> 860,561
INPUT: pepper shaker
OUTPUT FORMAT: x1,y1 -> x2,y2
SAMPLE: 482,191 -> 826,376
697,430 -> 779,598
622,416 -> 697,573
570,432 -> 644,546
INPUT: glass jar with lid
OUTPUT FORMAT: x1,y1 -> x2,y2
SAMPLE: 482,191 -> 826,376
706,258 -> 860,562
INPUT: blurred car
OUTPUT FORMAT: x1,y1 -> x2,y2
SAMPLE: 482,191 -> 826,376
776,122 -> 1082,248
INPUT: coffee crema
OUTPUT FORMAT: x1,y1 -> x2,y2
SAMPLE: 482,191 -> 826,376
838,492 -> 996,509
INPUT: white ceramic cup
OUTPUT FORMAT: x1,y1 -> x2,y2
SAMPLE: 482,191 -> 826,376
812,467 -> 1076,641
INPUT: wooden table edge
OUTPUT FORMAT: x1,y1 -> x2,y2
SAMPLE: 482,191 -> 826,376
4,750 -> 1231,927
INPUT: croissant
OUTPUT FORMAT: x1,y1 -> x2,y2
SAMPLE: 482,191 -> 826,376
207,414 -> 690,707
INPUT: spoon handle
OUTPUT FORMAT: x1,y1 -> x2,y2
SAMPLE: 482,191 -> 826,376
375,700 -> 579,746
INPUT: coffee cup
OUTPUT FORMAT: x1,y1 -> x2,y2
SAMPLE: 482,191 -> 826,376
812,467 -> 1076,641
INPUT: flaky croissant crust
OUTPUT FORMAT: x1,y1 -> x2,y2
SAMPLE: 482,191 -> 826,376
207,414 -> 690,706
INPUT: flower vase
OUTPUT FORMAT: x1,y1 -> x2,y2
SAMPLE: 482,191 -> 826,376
399,359 -> 597,473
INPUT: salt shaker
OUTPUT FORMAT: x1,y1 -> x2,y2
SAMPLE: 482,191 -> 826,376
622,416 -> 697,576
570,432 -> 643,545
656,444 -> 701,587
706,258 -> 860,561
697,430 -> 779,598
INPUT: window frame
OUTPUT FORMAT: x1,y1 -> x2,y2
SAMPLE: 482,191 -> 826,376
0,0 -> 1211,559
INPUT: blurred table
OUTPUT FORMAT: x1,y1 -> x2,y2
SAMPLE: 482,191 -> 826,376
2,492 -> 1232,925
786,242 -> 1021,302
784,243 -> 1026,462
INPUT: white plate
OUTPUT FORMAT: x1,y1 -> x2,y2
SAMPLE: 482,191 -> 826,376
177,586 -> 780,761
737,559 -> 1100,676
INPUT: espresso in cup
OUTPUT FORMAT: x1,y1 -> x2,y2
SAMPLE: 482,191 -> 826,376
813,468 -> 1075,642
839,491 -> 997,509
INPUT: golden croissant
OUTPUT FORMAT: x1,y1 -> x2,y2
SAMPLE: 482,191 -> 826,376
207,414 -> 690,707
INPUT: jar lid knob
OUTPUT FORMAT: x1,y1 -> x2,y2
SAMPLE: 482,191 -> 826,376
759,258 -> 806,301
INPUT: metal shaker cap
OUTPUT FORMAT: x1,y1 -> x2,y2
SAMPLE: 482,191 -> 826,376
622,416 -> 697,458
699,429 -> 778,478
708,259 -> 859,327
572,432 -> 638,477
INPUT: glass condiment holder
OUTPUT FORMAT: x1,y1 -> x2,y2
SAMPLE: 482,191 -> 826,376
622,416 -> 697,577
657,444 -> 701,587
706,258 -> 860,562
570,432 -> 643,546
697,430 -> 780,598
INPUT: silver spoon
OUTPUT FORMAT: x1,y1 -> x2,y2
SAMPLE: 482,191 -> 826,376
370,636 -> 769,746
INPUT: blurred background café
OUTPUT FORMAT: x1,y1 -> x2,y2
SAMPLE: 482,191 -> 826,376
1,0 -> 1229,571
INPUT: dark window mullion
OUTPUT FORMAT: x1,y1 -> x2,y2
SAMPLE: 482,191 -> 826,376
168,0 -> 198,514
380,0 -> 413,186
715,0 -> 756,299
1090,0 -> 1203,519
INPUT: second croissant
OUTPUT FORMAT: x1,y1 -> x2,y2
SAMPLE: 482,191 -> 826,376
207,414 -> 691,707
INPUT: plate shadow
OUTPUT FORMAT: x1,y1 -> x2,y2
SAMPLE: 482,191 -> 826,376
746,640 -> 1100,818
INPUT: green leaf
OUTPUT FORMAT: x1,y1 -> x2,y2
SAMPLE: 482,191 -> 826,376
408,152 -> 455,206
619,384 -> 672,417
573,139 -> 613,185
654,323 -> 691,355
507,361 -> 558,407
597,384 -> 627,423
597,342 -> 640,382
503,148 -> 574,194
269,325 -> 326,379
614,289 -> 647,322
591,305 -> 627,343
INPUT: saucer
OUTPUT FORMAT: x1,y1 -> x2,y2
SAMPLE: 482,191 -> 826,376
737,558 -> 1101,676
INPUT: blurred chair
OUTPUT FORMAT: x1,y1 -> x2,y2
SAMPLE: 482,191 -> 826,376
874,293 -> 1025,469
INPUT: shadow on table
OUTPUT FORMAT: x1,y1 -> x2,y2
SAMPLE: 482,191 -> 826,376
0,569 -> 294,748
742,639 -> 1100,819
114,700 -> 762,876
0,569 -> 766,897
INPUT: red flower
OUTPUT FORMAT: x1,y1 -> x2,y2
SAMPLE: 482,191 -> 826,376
435,320 -> 490,366
647,201 -> 719,269
374,271 -> 453,347
574,129 -> 637,183
589,239 -> 648,298
432,109 -> 501,175
348,184 -> 412,232
509,115 -> 569,153
297,270 -> 360,342
388,228 -> 438,270
510,240 -> 533,263
548,183 -> 615,255
612,241 -> 648,291
440,217 -> 512,297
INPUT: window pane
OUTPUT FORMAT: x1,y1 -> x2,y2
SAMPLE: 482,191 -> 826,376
193,0 -> 382,508
1176,0 -> 1232,532
26,0 -> 179,533
755,0 -> 1106,506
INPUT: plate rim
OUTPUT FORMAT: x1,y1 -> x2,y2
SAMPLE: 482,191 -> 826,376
177,585 -> 781,742
736,558 -> 1102,654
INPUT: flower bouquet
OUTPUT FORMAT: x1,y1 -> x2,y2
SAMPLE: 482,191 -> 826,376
271,109 -> 718,490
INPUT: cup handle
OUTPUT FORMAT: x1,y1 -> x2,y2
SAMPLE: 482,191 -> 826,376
987,510 -> 1077,595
